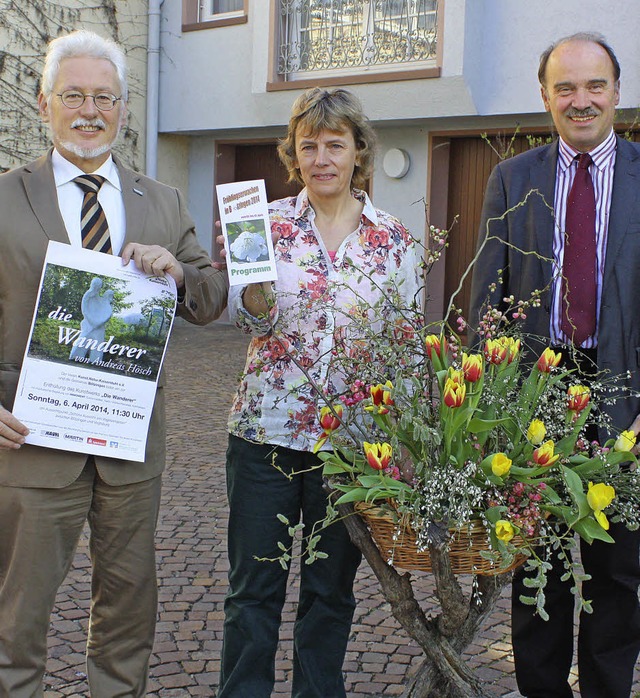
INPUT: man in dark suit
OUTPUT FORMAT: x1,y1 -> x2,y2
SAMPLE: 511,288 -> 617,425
470,32 -> 640,698
0,30 -> 228,697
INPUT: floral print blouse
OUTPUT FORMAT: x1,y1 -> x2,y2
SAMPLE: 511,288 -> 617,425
228,188 -> 422,452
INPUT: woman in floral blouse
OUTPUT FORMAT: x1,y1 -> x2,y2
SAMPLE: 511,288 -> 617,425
218,87 -> 422,698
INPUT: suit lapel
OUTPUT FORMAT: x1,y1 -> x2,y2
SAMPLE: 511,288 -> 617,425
23,150 -> 70,244
115,157 -> 149,246
528,143 -> 558,290
603,136 -> 640,290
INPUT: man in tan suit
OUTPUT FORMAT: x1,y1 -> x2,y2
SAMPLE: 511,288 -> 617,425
0,30 -> 228,697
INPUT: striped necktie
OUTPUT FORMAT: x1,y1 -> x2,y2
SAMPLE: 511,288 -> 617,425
74,175 -> 112,254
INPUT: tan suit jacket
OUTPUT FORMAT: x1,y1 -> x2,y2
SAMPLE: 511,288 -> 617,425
0,149 -> 228,487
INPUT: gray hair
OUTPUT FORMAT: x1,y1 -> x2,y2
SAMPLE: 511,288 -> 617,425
41,30 -> 128,102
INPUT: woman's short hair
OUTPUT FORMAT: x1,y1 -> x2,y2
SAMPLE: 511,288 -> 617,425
41,30 -> 128,102
277,87 -> 377,190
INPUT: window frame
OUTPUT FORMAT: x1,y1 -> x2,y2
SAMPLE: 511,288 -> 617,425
182,0 -> 248,32
267,0 -> 442,91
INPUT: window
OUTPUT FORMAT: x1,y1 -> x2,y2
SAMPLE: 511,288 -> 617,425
182,0 -> 248,31
200,0 -> 245,22
275,0 -> 439,84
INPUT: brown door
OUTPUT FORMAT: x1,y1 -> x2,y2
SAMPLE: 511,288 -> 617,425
234,143 -> 301,201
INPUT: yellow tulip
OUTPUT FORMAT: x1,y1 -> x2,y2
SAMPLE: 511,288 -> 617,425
614,430 -> 637,453
587,481 -> 615,511
502,336 -> 521,363
496,519 -> 515,542
594,510 -> 610,530
587,482 -> 615,530
491,452 -> 512,477
527,419 -> 547,446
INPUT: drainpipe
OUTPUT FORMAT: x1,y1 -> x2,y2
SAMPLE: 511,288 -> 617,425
146,0 -> 164,178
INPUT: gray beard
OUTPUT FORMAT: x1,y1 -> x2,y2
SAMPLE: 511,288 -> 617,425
55,118 -> 122,162
58,139 -> 115,161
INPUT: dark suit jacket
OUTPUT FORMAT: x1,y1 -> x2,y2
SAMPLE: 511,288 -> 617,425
0,150 -> 228,487
469,135 -> 640,438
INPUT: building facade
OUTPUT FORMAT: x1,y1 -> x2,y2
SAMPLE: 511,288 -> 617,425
158,0 -> 640,321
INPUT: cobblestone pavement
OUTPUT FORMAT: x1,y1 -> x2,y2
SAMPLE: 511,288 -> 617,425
43,322 -> 639,697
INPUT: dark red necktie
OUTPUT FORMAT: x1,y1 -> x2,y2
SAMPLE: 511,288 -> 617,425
561,153 -> 596,345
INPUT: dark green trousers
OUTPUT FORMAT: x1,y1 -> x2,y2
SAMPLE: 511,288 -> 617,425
218,435 -> 362,698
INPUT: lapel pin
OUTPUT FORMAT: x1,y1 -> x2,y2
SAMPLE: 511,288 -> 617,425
133,188 -> 144,196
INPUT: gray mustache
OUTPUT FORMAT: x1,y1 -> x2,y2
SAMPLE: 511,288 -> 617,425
566,109 -> 599,118
71,118 -> 106,130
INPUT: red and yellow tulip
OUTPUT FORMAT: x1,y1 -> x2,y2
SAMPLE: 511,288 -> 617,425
567,385 -> 590,414
532,440 -> 560,467
368,381 -> 394,414
319,404 -> 343,434
484,338 -> 508,365
363,441 -> 393,471
425,334 -> 447,360
461,353 -> 483,383
443,376 -> 466,408
537,348 -> 562,373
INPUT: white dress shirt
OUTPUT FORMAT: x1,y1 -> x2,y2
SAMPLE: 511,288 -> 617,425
51,149 -> 126,255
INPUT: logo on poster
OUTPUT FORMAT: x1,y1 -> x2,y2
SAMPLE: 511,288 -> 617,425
41,430 -> 60,438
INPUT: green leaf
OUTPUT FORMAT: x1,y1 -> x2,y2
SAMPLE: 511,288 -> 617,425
322,461 -> 353,476
561,465 -> 591,520
572,517 -> 615,544
467,416 -> 510,433
333,487 -> 376,504
484,505 -> 507,524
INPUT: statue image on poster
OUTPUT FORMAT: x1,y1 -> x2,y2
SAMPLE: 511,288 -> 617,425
69,277 -> 115,362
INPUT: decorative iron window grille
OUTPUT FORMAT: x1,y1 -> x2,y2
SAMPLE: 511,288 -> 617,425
277,0 -> 438,79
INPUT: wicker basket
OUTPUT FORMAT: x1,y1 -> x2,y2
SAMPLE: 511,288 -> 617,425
355,502 -> 527,576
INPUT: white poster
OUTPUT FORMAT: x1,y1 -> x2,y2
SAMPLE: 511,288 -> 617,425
12,241 -> 177,462
216,178 -> 278,286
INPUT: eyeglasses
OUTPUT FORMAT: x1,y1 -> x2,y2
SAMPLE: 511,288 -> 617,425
57,90 -> 122,111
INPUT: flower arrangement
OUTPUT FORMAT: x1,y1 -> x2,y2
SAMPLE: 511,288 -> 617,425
313,281 -> 640,616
